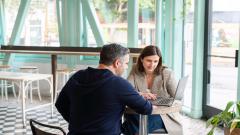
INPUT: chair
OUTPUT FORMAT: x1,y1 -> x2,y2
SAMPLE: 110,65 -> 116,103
0,65 -> 16,100
18,66 -> 41,102
30,119 -> 66,135
55,68 -> 75,101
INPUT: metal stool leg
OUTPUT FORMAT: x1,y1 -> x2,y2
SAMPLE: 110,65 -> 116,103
30,83 -> 33,103
12,82 -> 16,98
36,80 -> 41,101
1,80 -> 3,100
4,80 -> 8,100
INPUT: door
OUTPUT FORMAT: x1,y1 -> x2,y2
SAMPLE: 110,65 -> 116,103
203,0 -> 240,118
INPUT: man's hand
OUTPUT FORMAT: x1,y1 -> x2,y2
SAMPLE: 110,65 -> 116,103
139,92 -> 157,100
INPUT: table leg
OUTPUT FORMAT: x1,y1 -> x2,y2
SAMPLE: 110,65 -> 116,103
21,81 -> 26,127
50,76 -> 53,117
139,114 -> 148,135
51,55 -> 57,100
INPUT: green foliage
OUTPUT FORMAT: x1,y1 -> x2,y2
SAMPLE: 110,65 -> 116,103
206,101 -> 240,135
181,0 -> 192,19
93,0 -> 155,23
139,0 -> 155,11
93,0 -> 128,23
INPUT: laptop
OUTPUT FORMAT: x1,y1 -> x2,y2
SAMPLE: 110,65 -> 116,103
150,75 -> 189,106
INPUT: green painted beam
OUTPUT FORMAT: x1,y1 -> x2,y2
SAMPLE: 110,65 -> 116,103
127,0 -> 138,48
81,0 -> 104,46
56,0 -> 63,45
190,0 -> 205,118
4,0 -> 31,65
82,14 -> 88,47
9,0 -> 31,45
0,0 -> 6,45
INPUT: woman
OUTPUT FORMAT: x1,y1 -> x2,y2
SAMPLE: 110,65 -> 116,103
123,45 -> 182,135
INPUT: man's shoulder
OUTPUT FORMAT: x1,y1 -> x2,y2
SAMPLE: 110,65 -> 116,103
111,75 -> 127,82
109,76 -> 132,87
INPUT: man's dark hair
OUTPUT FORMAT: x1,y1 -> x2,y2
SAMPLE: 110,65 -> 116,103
99,43 -> 129,65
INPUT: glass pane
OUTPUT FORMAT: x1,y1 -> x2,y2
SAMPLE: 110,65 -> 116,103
207,0 -> 240,109
5,0 -> 59,46
138,0 -> 155,48
93,0 -> 128,46
5,0 -> 21,42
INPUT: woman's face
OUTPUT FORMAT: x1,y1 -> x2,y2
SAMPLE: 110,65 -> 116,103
141,55 -> 160,74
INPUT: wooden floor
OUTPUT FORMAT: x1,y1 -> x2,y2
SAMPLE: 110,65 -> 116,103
0,95 -> 224,135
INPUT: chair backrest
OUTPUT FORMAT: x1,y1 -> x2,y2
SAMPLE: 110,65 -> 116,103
30,119 -> 66,135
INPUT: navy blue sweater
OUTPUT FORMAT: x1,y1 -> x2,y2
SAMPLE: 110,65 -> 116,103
55,67 -> 152,135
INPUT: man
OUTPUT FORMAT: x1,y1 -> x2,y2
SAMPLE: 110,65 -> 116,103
55,43 -> 152,135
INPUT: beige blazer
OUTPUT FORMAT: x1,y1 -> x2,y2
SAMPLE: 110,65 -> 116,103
127,65 -> 183,135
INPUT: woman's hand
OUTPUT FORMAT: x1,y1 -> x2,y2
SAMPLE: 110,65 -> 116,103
139,92 -> 157,100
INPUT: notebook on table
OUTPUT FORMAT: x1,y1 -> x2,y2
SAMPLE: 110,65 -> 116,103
150,76 -> 189,106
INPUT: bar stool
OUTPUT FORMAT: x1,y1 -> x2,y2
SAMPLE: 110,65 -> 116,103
18,66 -> 41,102
0,65 -> 16,100
55,68 -> 75,101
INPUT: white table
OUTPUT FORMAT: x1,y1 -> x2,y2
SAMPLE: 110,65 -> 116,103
126,101 -> 182,135
0,71 -> 53,126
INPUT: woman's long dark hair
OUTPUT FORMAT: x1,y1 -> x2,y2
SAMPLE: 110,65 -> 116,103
136,45 -> 166,75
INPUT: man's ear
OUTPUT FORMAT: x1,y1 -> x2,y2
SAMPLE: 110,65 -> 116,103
113,59 -> 121,68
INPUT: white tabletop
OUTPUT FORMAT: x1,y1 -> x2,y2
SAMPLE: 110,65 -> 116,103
152,101 -> 182,114
0,71 -> 52,81
126,100 -> 182,115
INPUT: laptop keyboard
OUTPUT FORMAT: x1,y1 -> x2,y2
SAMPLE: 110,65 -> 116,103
151,97 -> 174,106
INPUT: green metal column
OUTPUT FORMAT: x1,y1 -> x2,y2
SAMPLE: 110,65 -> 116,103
4,0 -> 31,65
155,0 -> 163,50
77,0 -> 83,46
61,0 -> 69,45
56,0 -> 84,67
56,0 -> 63,45
172,0 -> 184,79
190,0 -> 205,118
0,0 -> 5,45
164,0 -> 173,67
79,14 -> 88,61
161,0 -> 165,60
127,0 -> 138,48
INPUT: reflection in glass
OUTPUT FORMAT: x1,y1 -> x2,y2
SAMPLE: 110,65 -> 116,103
207,0 -> 239,109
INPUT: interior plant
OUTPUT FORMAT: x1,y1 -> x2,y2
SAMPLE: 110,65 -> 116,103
206,101 -> 240,135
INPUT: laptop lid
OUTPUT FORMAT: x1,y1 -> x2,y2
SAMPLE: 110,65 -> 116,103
173,75 -> 189,100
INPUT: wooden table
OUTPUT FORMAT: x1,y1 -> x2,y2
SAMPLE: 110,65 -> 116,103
0,71 -> 53,126
126,101 -> 182,135
0,46 -> 141,100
